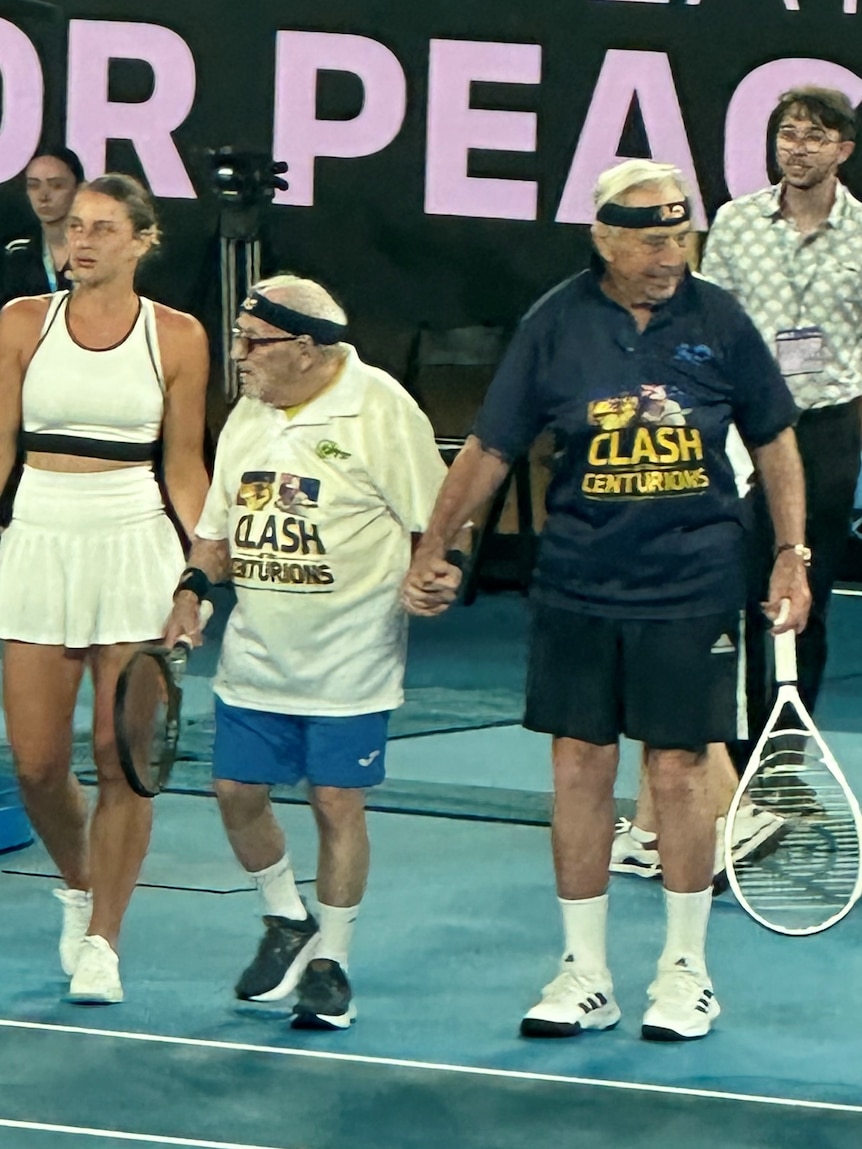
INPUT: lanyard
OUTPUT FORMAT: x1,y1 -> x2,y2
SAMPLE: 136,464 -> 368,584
41,232 -> 59,292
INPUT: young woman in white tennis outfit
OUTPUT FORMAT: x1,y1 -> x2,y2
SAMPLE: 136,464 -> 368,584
0,174 -> 209,1003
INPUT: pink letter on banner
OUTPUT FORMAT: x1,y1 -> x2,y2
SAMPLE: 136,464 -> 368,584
725,59 -> 862,197
425,40 -> 541,221
0,19 -> 43,181
274,32 -> 407,207
556,49 -> 706,230
67,21 -> 196,197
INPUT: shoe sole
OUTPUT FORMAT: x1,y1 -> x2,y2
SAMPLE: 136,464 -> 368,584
641,1022 -> 711,1042
291,1002 -> 357,1030
239,933 -> 320,1003
67,988 -> 124,1005
609,862 -> 662,879
520,1015 -> 620,1038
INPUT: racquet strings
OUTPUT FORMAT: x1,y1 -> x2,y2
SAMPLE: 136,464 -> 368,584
734,702 -> 862,933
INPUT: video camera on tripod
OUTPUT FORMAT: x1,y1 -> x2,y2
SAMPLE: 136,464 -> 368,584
202,148 -> 289,400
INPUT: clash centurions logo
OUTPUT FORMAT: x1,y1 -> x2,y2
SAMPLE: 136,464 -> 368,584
232,470 -> 333,590
583,384 -> 708,499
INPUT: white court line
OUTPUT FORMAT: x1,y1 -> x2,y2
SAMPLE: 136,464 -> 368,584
0,1120 -> 281,1149
833,588 -> 862,597
0,1018 -> 861,1116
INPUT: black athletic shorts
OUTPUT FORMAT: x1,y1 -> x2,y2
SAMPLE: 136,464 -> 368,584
524,602 -> 745,751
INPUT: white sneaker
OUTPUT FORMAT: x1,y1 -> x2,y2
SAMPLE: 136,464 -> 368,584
714,806 -> 789,895
53,888 -> 92,975
730,804 -> 788,862
68,935 -> 123,1004
610,817 -> 661,878
520,964 -> 621,1038
641,962 -> 720,1041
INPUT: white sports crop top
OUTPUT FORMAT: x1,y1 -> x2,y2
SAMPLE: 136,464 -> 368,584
21,292 -> 166,459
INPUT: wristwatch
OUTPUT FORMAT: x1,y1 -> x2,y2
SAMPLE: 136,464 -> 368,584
775,542 -> 812,566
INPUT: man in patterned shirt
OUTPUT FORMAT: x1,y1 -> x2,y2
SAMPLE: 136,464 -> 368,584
702,86 -> 862,759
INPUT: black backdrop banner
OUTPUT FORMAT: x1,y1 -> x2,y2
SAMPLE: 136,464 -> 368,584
1,0 -> 861,374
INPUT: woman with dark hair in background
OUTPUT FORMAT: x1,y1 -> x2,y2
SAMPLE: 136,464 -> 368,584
0,148 -> 86,524
0,146 -> 85,306
0,173 -> 210,1004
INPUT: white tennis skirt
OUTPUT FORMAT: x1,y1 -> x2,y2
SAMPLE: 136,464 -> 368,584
0,465 -> 185,647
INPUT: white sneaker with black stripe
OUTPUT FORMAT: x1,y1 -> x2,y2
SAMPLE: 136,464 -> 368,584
713,806 -> 788,895
610,817 -> 661,879
641,961 -> 719,1041
520,964 -> 621,1038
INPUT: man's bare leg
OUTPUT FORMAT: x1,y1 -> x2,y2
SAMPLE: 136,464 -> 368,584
646,746 -> 714,893
641,745 -> 720,1041
216,778 -> 316,1003
310,786 -> 369,908
520,739 -> 621,1038
552,738 -> 619,899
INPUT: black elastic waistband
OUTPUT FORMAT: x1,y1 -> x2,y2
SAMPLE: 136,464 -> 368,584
20,432 -> 159,462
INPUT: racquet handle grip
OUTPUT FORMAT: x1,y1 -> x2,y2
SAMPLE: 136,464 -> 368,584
773,598 -> 797,683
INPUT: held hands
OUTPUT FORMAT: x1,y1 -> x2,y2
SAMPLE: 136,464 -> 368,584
763,551 -> 812,634
401,553 -> 463,617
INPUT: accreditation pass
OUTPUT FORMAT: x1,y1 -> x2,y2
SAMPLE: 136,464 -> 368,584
775,326 -> 824,376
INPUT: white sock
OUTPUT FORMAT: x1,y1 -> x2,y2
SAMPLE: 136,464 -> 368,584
250,857 -> 307,921
659,887 -> 712,975
316,902 -> 359,970
558,893 -> 610,977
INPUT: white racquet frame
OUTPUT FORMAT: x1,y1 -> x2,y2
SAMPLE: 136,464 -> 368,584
725,606 -> 862,935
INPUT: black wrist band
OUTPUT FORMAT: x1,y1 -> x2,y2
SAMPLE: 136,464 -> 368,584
174,566 -> 212,602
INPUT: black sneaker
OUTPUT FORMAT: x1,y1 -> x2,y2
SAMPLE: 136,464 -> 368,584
291,958 -> 357,1030
234,912 -> 320,1002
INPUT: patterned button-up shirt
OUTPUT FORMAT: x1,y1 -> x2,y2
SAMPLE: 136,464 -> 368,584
701,181 -> 862,411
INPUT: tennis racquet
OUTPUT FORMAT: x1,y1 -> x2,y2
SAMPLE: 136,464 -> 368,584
115,602 -> 213,799
725,601 -> 862,935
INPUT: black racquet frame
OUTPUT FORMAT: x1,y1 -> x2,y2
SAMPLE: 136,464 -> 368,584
114,645 -> 184,799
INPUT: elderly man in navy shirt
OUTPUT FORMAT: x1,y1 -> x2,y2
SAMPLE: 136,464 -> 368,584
402,159 -> 811,1043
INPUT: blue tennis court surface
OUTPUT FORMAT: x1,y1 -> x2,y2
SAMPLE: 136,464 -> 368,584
1,592 -> 861,1147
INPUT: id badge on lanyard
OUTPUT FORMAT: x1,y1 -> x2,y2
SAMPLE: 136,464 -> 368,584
775,326 -> 825,377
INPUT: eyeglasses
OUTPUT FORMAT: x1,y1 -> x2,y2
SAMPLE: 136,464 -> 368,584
231,327 -> 300,352
775,127 -> 841,153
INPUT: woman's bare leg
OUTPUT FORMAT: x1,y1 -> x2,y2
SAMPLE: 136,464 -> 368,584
87,642 -> 153,949
4,641 -> 89,888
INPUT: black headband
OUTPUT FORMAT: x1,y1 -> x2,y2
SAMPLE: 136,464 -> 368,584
240,291 -> 348,345
596,200 -> 690,228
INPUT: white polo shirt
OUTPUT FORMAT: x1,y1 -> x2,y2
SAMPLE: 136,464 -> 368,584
196,347 -> 447,716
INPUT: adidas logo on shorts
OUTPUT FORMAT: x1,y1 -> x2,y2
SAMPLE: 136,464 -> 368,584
710,634 -> 736,654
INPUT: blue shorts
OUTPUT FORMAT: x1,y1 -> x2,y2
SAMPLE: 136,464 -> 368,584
212,697 -> 389,789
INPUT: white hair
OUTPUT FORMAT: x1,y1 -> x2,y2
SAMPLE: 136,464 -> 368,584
254,273 -> 348,358
593,159 -> 690,211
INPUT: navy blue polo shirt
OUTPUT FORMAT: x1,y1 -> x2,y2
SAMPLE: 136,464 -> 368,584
472,266 -> 797,619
